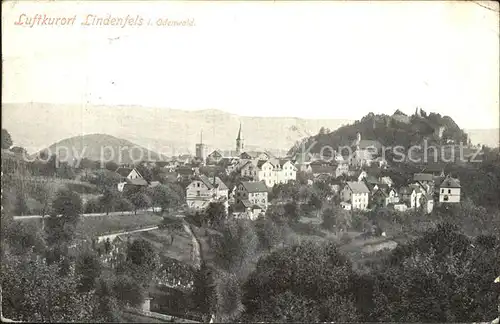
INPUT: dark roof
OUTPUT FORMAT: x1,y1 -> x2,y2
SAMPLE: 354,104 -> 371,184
197,175 -> 228,190
240,181 -> 268,193
257,160 -> 272,169
177,166 -> 195,175
126,178 -> 148,186
345,181 -> 370,194
440,177 -> 461,188
413,173 -> 435,182
241,151 -> 268,159
311,165 -> 336,175
365,175 -> 379,184
115,167 -> 134,177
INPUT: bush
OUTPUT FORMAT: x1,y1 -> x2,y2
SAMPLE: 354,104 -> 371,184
340,233 -> 352,245
84,198 -> 103,214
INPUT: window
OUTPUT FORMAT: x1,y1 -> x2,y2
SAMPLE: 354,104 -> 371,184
197,191 -> 200,197
441,189 -> 444,193
197,183 -> 200,187
448,189 -> 451,194
444,195 -> 449,201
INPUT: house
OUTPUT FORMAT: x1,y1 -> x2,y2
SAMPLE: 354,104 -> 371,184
240,151 -> 270,161
340,201 -> 352,211
413,173 -> 435,194
341,181 -> 370,210
335,161 -> 350,178
233,200 -> 264,221
310,164 -> 336,179
439,176 -> 461,203
399,185 -> 423,209
379,176 -> 394,187
421,194 -> 434,214
218,157 -> 240,175
421,164 -> 446,177
115,167 -> 143,180
240,160 -> 259,179
234,181 -> 269,211
353,170 -> 368,182
274,159 -> 297,184
349,133 -> 383,168
207,150 -> 225,164
371,186 -> 399,208
185,175 -> 229,211
363,175 -> 380,192
241,159 -> 297,187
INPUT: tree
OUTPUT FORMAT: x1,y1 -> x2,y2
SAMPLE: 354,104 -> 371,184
369,223 -> 500,322
14,192 -> 29,216
148,184 -> 181,213
241,241 -> 357,322
75,249 -> 102,293
115,197 -> 134,214
130,192 -> 152,215
99,187 -> 120,215
212,219 -> 259,275
104,161 -> 118,172
283,201 -> 300,224
204,202 -> 227,229
122,238 -> 159,287
1,129 -> 13,149
1,250 -> 98,322
111,274 -> 145,308
30,179 -> 55,217
51,188 -> 83,224
255,219 -> 281,252
321,207 -> 337,231
56,162 -> 76,179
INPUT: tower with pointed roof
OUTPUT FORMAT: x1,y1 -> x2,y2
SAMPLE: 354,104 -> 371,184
236,122 -> 244,155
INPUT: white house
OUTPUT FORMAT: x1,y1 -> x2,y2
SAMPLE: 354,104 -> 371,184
341,181 -> 370,210
439,177 -> 461,203
241,159 -> 297,188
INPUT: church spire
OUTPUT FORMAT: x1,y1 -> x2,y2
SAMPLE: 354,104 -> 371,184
237,122 -> 242,141
236,122 -> 243,155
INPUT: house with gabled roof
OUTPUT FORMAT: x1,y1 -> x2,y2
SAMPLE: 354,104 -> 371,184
115,167 -> 143,180
234,181 -> 268,211
341,181 -> 370,210
399,184 -> 423,209
207,150 -> 225,164
439,176 -> 461,203
186,175 -> 229,211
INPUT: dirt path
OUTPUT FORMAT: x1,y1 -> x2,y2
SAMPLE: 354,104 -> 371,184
182,221 -> 201,270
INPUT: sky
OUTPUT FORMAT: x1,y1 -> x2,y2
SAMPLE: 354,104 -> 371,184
2,0 -> 499,129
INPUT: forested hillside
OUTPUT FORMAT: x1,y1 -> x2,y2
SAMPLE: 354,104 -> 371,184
289,109 -> 469,156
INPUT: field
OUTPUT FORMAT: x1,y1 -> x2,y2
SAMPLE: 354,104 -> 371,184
75,212 -> 163,237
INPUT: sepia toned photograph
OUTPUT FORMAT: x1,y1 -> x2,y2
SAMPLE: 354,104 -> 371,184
1,0 -> 499,323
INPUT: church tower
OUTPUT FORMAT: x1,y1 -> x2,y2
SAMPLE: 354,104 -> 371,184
236,122 -> 244,155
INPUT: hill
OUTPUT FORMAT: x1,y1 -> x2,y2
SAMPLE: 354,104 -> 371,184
38,134 -> 167,165
288,109 -> 469,157
2,103 -> 351,156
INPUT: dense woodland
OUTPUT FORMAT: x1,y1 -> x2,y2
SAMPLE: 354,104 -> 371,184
289,109 -> 470,156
